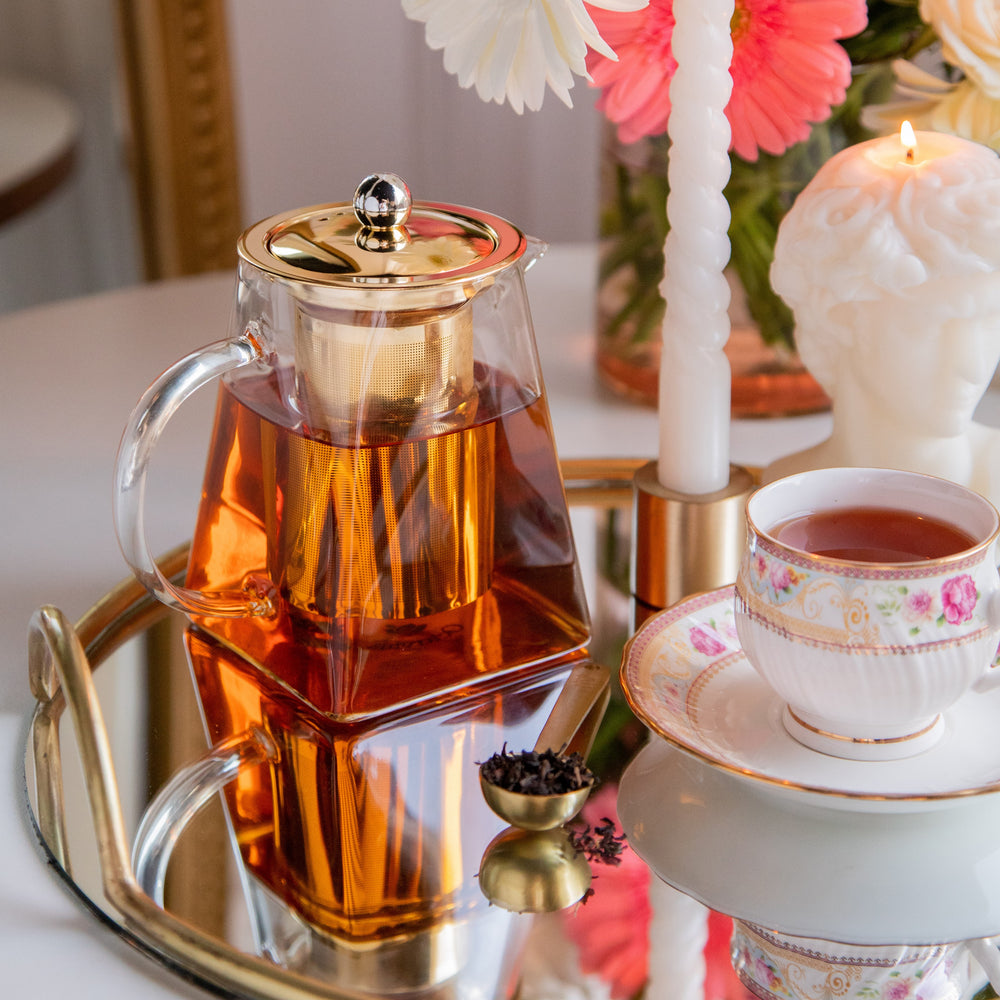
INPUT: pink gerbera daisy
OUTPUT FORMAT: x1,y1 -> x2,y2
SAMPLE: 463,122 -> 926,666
585,0 -> 868,161
561,785 -> 652,998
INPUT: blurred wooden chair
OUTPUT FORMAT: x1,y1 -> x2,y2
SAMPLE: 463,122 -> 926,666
0,75 -> 79,226
116,0 -> 242,279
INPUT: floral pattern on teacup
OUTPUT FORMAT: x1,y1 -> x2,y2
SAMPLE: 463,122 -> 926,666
731,931 -> 962,1000
873,576 -> 979,634
900,588 -> 936,626
941,575 -> 978,625
870,574 -> 978,638
744,545 -> 984,643
750,551 -> 807,605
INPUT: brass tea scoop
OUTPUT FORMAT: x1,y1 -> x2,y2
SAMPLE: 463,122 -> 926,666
477,826 -> 593,914
477,660 -> 611,913
479,659 -> 611,831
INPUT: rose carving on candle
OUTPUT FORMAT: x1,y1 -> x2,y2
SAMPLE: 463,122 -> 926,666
766,126 -> 1000,507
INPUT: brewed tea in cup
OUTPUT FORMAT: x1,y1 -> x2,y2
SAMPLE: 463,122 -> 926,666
735,468 -> 1000,760
772,505 -> 976,563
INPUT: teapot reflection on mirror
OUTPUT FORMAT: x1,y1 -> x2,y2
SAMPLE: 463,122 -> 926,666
113,174 -> 593,990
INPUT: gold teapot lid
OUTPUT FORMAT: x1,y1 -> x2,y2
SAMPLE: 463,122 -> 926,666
238,173 -> 527,307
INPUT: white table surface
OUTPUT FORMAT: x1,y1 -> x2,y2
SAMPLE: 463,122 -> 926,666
0,243 -> 834,993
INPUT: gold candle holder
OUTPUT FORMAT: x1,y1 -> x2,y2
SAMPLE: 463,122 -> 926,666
631,460 -> 755,623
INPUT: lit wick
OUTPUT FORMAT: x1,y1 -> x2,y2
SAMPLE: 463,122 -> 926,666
901,120 -> 917,164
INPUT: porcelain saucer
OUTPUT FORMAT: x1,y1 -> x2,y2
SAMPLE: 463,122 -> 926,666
621,585 -> 1000,813
617,738 -> 1000,945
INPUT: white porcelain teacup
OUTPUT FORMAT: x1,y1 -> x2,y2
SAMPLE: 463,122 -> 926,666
734,468 -> 1000,760
730,921 -> 996,1000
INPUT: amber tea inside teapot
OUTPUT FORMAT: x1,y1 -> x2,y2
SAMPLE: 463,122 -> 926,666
114,174 -> 591,722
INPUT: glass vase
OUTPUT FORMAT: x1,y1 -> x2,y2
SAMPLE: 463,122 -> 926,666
596,127 -> 832,418
595,62 -> 890,420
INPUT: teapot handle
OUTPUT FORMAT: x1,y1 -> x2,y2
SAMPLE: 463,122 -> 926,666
972,590 -> 1000,693
132,727 -> 276,906
113,329 -> 273,618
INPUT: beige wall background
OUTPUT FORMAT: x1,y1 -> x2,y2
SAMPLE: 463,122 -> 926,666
0,0 -> 603,313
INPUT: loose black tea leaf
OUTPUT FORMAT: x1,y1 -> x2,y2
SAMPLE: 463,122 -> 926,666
479,745 -> 596,795
568,816 -> 628,866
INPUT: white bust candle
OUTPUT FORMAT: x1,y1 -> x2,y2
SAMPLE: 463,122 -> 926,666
768,127 -> 1000,507
657,0 -> 734,496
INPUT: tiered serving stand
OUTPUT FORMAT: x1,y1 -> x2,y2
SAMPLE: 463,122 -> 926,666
618,583 -> 1000,948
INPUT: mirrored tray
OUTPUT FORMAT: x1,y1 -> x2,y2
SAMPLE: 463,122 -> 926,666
22,459 -> 662,1000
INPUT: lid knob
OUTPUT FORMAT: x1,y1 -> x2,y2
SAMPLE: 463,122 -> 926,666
354,173 -> 411,252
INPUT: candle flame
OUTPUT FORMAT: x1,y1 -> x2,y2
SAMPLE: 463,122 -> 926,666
900,120 -> 917,162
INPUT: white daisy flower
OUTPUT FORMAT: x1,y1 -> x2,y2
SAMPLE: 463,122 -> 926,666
403,0 -> 649,113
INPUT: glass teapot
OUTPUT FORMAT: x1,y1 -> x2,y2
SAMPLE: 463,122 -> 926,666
113,174 -> 591,722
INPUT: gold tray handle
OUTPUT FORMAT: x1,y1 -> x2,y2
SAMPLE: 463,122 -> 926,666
30,607 -> 134,893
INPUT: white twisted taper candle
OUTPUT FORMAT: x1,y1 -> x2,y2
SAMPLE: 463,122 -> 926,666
657,0 -> 735,495
645,879 -> 709,1000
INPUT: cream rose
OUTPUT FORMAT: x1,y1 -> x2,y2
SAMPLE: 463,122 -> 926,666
920,0 -> 1000,97
869,62 -> 1000,150
925,77 -> 1000,149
